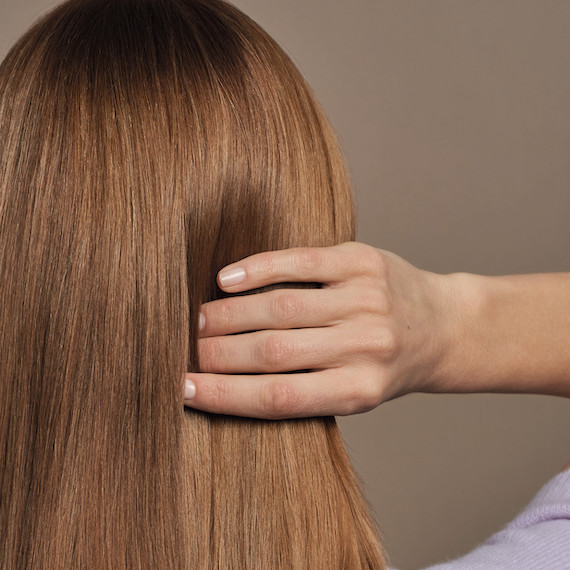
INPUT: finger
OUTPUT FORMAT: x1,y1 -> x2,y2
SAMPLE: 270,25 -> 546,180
198,325 -> 353,374
183,368 -> 381,419
216,242 -> 381,292
200,287 -> 352,337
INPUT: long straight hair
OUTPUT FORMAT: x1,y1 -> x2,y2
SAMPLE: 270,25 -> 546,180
0,0 -> 386,567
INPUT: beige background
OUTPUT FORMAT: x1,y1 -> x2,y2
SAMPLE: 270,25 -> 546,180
2,2 -> 569,568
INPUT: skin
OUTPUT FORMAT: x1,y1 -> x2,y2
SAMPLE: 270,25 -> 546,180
183,241 -> 570,421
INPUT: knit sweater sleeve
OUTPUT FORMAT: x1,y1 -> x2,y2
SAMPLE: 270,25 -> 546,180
419,469 -> 570,570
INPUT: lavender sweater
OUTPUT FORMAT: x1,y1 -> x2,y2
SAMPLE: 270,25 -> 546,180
393,470 -> 570,569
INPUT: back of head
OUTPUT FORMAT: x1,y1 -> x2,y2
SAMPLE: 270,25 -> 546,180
0,0 -> 385,567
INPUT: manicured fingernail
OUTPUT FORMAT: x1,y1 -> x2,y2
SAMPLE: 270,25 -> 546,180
199,312 -> 206,331
219,266 -> 246,288
184,379 -> 196,400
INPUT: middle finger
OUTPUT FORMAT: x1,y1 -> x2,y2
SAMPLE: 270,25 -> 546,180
198,325 -> 353,374
200,288 -> 351,337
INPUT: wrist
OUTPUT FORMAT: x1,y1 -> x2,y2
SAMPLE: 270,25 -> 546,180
412,270 -> 570,398
425,271 -> 486,394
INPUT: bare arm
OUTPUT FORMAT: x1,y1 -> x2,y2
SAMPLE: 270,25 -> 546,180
431,271 -> 570,398
183,242 -> 570,418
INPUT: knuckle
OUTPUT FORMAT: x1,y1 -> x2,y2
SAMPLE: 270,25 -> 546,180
338,371 -> 382,415
356,377 -> 383,412
272,292 -> 304,325
258,334 -> 294,368
352,330 -> 398,361
338,241 -> 357,253
254,252 -> 276,277
375,331 -> 398,360
384,330 -> 400,358
297,247 -> 322,274
201,379 -> 231,411
199,338 -> 224,372
359,290 -> 392,316
215,300 -> 237,330
261,380 -> 301,419
358,246 -> 387,279
370,248 -> 388,277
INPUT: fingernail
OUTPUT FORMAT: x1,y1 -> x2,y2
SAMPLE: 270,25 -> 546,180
219,266 -> 246,288
184,379 -> 196,400
199,312 -> 206,331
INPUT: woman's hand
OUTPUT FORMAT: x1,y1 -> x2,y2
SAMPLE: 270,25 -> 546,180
183,242 -> 454,419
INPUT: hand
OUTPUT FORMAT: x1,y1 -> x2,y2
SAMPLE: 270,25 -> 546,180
183,242 -> 454,419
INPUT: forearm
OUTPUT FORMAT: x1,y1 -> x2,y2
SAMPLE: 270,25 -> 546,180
432,272 -> 570,398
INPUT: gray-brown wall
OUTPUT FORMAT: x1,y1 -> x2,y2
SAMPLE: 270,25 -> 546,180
2,2 -> 569,568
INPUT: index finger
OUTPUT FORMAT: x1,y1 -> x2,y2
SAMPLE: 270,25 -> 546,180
217,241 -> 379,292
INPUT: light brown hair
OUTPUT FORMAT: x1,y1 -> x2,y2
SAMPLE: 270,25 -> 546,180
0,0 -> 385,567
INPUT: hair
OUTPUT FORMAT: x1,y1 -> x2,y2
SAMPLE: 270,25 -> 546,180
0,0 -> 386,567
